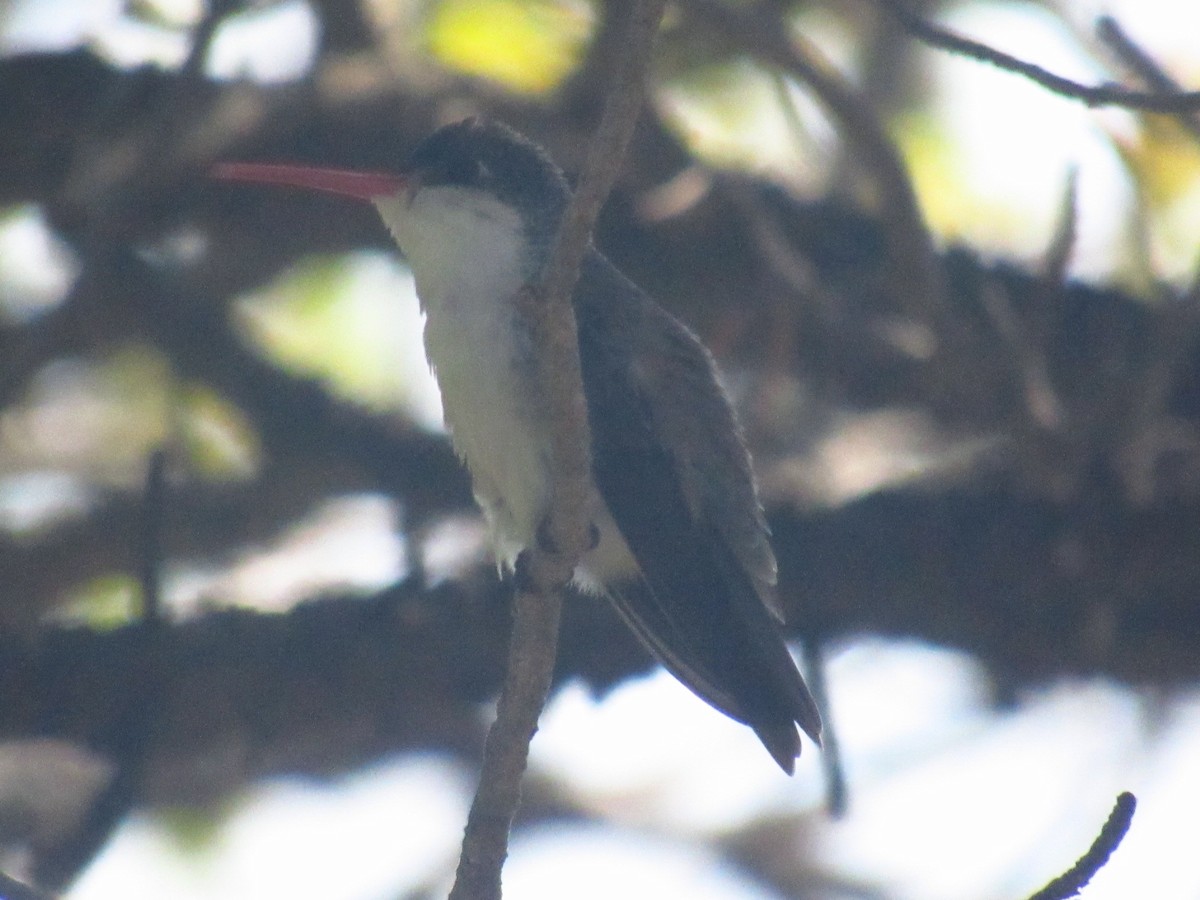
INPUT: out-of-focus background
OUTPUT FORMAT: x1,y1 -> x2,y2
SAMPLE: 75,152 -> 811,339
1,0 -> 1198,897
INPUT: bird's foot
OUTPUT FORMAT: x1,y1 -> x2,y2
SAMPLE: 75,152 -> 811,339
535,517 -> 599,556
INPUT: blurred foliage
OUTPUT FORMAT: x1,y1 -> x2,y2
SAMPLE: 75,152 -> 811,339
234,254 -> 418,414
2,346 -> 174,484
57,572 -> 141,631
1116,115 -> 1200,279
154,803 -> 238,858
179,384 -> 260,481
127,0 -> 203,31
0,207 -> 77,323
659,58 -> 812,172
423,0 -> 594,94
2,345 -> 258,487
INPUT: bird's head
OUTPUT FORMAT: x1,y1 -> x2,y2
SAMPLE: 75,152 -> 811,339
213,118 -> 571,294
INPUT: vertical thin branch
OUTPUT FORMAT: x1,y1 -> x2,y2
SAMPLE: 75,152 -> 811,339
447,3 -> 667,899
180,0 -> 231,80
139,448 -> 168,622
33,451 -> 170,890
799,633 -> 847,817
535,0 -> 669,561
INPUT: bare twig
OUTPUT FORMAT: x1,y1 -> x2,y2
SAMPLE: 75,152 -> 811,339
138,448 -> 169,622
1116,279 -> 1200,504
683,0 -> 946,330
32,453 -> 172,890
446,577 -> 568,900
1095,17 -> 1187,99
447,3 -> 667,898
1041,168 -> 1079,288
720,179 -> 846,326
180,0 -> 231,80
1096,16 -> 1200,142
799,633 -> 846,818
994,170 -> 1078,437
533,0 -> 668,566
979,280 -> 1064,434
1026,791 -> 1137,900
0,871 -> 56,900
876,0 -> 1200,113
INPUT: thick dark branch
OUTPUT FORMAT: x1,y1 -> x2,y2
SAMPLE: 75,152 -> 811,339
0,579 -> 511,806
2,490 -> 1198,809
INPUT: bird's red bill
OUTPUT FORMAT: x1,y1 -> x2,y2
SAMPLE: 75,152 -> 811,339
210,162 -> 406,201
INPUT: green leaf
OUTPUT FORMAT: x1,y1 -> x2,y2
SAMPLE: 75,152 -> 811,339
425,0 -> 593,94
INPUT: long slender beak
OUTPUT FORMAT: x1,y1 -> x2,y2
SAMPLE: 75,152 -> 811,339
210,162 -> 408,201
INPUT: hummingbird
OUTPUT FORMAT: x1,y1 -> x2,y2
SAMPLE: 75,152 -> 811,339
213,118 -> 821,772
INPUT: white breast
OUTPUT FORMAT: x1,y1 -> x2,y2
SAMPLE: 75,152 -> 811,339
373,186 -> 554,566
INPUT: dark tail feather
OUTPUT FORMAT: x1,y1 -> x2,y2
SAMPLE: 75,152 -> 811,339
604,561 -> 822,774
713,538 -> 824,754
754,721 -> 802,775
738,639 -> 821,774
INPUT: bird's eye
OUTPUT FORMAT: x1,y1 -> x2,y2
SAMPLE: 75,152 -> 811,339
445,156 -> 491,187
453,158 -> 489,186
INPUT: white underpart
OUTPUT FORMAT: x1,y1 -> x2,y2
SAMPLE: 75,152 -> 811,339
373,186 -> 554,568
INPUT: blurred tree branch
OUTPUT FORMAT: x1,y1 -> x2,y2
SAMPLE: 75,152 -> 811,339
875,0 -> 1200,113
2,487 -> 1199,804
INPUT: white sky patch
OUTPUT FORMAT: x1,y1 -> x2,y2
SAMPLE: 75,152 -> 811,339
0,207 -> 79,323
90,13 -> 190,69
531,668 -> 823,833
170,493 -> 406,615
0,0 -> 122,54
0,0 -> 314,79
532,641 -> 983,834
1073,0 -> 1200,78
70,755 -> 471,900
205,0 -> 318,84
821,680 -> 1151,900
1086,693 -> 1200,900
503,824 -> 781,900
821,639 -> 990,759
0,470 -> 95,534
919,1 -> 1138,279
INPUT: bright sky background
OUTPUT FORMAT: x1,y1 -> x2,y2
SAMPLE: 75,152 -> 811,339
2,0 -> 1199,897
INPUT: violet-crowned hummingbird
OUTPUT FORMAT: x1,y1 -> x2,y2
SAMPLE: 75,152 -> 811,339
213,118 -> 821,772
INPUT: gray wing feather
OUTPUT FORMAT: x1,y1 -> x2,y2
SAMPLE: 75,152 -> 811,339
628,303 -> 784,622
573,251 -> 821,770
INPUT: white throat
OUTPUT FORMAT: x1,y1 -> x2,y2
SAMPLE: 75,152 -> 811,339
372,185 -> 528,308
372,185 -> 554,565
